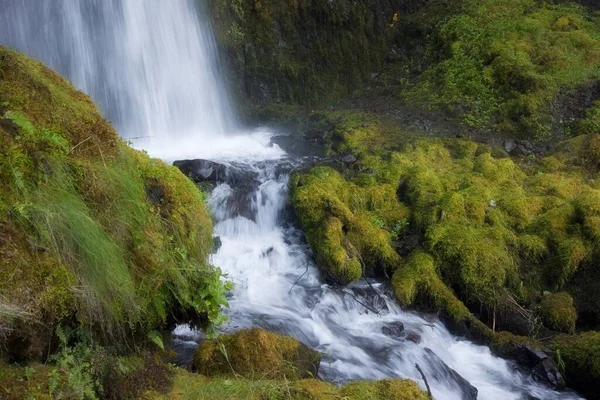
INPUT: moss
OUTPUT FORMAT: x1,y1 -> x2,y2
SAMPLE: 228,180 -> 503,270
0,46 -> 228,355
193,328 -> 321,380
339,379 -> 428,400
540,292 -> 578,333
398,0 -> 600,139
291,108 -> 600,337
153,369 -> 427,400
553,331 -> 600,398
291,166 -> 403,285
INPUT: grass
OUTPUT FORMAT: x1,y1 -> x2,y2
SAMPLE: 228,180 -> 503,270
0,45 -> 228,357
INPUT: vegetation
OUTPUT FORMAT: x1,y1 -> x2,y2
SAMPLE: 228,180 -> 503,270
194,328 -> 321,380
540,292 -> 578,333
151,371 -> 427,400
0,45 -> 229,363
290,110 -> 600,333
395,0 -> 600,138
553,331 -> 600,399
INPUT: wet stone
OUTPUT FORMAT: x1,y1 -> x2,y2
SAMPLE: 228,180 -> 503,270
382,322 -> 405,339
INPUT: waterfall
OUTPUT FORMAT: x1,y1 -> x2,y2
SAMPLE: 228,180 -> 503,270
0,2 -> 585,398
0,0 -> 235,139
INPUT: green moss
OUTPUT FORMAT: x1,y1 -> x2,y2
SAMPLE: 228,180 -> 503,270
292,109 -> 600,335
291,166 -> 403,285
400,0 -> 600,139
540,292 -> 578,333
193,328 -> 321,380
340,379 -> 428,400
553,331 -> 600,398
154,370 -> 427,400
0,46 -> 228,355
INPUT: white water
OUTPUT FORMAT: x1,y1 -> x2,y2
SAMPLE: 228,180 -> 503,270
0,2 -> 583,399
0,0 -> 235,139
167,143 -> 580,400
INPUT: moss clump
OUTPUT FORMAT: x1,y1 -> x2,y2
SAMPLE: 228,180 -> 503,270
540,292 -> 578,333
290,166 -> 405,285
194,328 -> 321,380
553,332 -> 600,398
0,46 -> 229,357
398,0 -> 600,139
339,379 -> 428,400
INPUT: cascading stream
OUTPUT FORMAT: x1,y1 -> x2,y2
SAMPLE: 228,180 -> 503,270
170,147 -> 581,400
0,2 -> 584,399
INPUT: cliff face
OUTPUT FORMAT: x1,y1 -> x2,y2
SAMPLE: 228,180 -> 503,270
207,0 -> 420,107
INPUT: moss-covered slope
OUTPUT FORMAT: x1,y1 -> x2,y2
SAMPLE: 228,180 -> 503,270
290,110 -> 600,333
0,46 -> 229,359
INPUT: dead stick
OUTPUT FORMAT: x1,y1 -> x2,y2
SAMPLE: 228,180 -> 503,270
415,363 -> 433,398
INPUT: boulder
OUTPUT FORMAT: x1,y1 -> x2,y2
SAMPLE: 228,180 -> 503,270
382,322 -> 405,339
193,328 -> 321,380
173,159 -> 258,189
423,348 -> 478,400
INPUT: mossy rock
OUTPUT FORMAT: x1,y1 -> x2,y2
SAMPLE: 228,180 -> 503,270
553,331 -> 600,399
0,46 -> 228,356
339,379 -> 428,400
540,292 -> 578,333
193,328 -> 321,380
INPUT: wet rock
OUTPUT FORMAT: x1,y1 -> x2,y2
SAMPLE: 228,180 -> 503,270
270,134 -> 326,157
423,348 -> 478,400
173,159 -> 259,189
504,139 -> 516,153
532,358 -> 565,389
405,331 -> 422,344
211,236 -> 222,254
194,328 -> 321,380
381,322 -> 405,339
341,154 -> 358,164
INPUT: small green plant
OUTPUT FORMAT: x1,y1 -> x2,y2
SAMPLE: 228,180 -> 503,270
390,219 -> 410,240
371,216 -> 385,229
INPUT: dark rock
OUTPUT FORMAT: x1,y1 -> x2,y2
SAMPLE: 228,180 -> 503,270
405,331 -> 422,344
173,159 -> 259,189
341,154 -> 358,164
212,236 -> 222,254
0,118 -> 19,136
174,159 -> 227,184
532,358 -> 565,389
381,322 -> 405,339
270,134 -> 325,157
423,348 -> 478,400
504,139 -> 516,153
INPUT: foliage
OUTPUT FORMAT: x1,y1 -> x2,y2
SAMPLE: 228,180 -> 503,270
0,46 -> 229,356
400,0 -> 600,139
553,331 -> 600,398
150,370 -> 427,400
291,110 -> 600,330
194,328 -> 321,380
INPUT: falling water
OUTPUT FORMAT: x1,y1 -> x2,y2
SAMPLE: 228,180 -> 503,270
0,0 -> 235,139
0,2 -> 584,399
